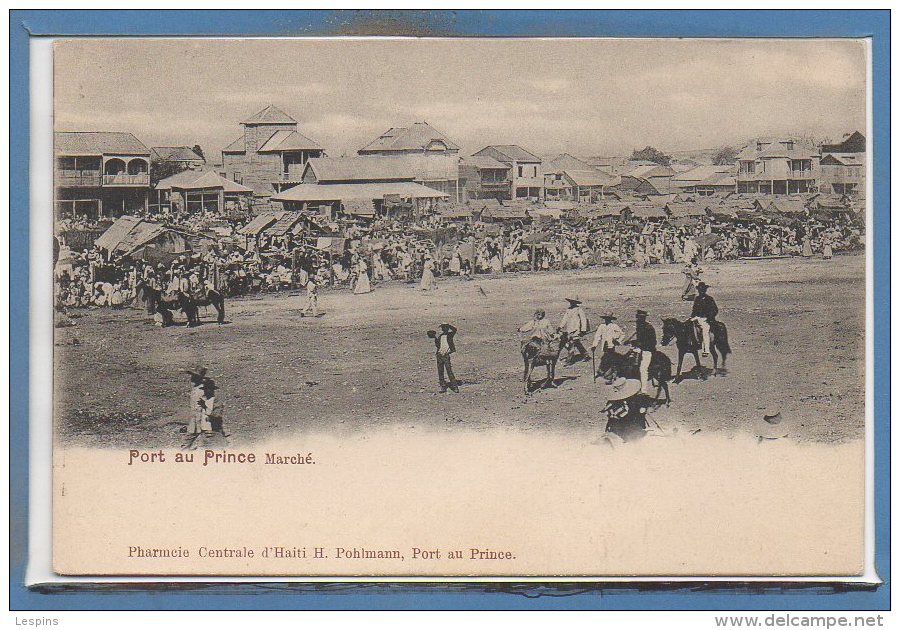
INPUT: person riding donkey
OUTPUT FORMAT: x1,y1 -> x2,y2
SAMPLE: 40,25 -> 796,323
559,296 -> 590,364
690,282 -> 718,357
518,308 -> 556,352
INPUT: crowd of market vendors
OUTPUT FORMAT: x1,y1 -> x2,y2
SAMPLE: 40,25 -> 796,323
53,201 -> 863,311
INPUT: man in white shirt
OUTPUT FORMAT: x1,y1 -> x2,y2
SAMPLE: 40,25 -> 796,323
591,312 -> 625,355
559,296 -> 590,363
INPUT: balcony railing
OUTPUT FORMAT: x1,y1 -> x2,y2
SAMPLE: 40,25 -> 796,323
790,170 -> 813,179
56,170 -> 102,187
103,173 -> 150,186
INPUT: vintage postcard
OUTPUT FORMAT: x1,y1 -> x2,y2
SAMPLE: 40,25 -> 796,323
48,36 -> 870,578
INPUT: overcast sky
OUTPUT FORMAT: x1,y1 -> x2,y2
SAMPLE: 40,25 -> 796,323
53,37 -> 867,161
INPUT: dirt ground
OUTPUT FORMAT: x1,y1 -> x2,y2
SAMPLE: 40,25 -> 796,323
54,254 -> 866,448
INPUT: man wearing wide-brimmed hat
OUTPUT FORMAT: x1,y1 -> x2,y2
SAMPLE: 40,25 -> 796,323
559,295 -> 590,363
591,312 -> 624,356
602,377 -> 646,442
427,322 -> 459,393
690,281 -> 718,357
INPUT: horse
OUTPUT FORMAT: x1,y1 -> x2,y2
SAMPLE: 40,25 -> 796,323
521,335 -> 565,395
177,288 -> 226,327
660,317 -> 731,380
597,347 -> 673,406
137,283 -> 225,327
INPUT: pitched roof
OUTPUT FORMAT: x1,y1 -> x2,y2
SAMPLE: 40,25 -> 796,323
238,212 -> 286,236
95,215 -> 144,251
272,182 -> 450,203
241,105 -> 297,125
623,164 -> 675,178
666,202 -> 708,218
151,146 -> 204,162
359,122 -> 460,153
257,129 -> 322,152
546,153 -> 593,173
462,155 -> 510,170
563,169 -> 620,187
820,153 -> 864,166
155,169 -> 253,193
476,145 -> 542,163
55,132 -> 149,156
222,134 -> 246,153
304,154 -> 458,183
672,165 -> 733,186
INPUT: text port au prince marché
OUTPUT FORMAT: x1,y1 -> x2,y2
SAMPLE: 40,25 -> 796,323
128,449 -> 314,466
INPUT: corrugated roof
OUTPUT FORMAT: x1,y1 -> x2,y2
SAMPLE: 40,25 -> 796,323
238,212 -> 286,236
156,169 -> 253,193
305,154 -> 458,183
476,145 -> 542,163
95,215 -> 143,251
55,132 -> 149,156
265,212 -> 305,236
359,122 -> 460,153
241,105 -> 297,125
563,169 -> 620,187
257,129 -> 322,152
272,182 -> 449,203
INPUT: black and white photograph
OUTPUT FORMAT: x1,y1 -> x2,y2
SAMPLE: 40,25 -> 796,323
47,36 -> 871,577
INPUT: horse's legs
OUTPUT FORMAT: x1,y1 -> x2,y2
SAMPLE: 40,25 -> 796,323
216,297 -> 225,324
675,352 -> 685,381
523,359 -> 531,395
711,347 -> 719,374
663,381 -> 671,405
692,350 -> 704,377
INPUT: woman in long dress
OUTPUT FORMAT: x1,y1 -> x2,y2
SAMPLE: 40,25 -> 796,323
822,235 -> 834,260
801,234 -> 813,258
353,259 -> 372,294
420,255 -> 437,290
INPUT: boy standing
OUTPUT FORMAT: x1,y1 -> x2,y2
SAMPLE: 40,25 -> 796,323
427,322 -> 459,393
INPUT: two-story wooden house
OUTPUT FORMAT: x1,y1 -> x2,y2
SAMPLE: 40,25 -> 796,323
358,122 -> 460,156
220,105 -> 324,197
473,145 -> 544,200
54,131 -> 151,219
735,138 -> 819,195
459,156 -> 512,201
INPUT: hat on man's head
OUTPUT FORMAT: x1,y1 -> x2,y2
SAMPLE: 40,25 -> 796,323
183,366 -> 208,379
635,309 -> 648,318
601,312 -> 617,321
697,282 -> 709,290
565,295 -> 582,305
606,377 -> 641,401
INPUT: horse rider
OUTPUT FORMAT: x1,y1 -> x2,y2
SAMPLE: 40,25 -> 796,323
559,296 -> 590,362
690,281 -> 718,357
628,309 -> 657,395
591,312 -> 625,355
519,309 -> 556,349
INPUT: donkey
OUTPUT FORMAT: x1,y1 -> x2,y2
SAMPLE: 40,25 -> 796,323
521,335 -> 565,395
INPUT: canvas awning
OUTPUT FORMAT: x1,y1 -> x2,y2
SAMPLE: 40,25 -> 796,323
272,182 -> 449,203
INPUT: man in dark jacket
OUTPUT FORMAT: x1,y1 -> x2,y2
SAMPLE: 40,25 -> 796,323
690,282 -> 718,356
427,322 -> 459,393
631,309 -> 657,395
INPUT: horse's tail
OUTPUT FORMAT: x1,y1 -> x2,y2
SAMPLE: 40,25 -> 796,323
716,322 -> 732,355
